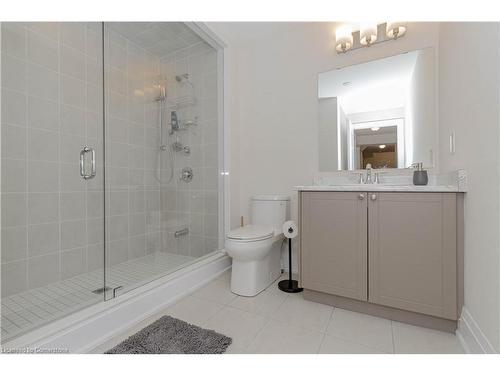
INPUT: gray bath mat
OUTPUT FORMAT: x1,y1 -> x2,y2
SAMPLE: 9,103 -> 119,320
105,315 -> 232,354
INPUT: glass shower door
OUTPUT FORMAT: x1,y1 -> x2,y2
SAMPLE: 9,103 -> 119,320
0,22 -> 106,342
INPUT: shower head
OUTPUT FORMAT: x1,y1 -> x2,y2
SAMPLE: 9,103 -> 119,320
175,73 -> 189,82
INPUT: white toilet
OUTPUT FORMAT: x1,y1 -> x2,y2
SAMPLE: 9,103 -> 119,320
225,195 -> 290,296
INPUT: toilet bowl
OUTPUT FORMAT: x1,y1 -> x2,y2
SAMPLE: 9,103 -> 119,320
225,195 -> 290,296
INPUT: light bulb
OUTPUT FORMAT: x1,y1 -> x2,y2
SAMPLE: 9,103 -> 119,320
335,26 -> 353,53
386,22 -> 407,40
360,23 -> 378,46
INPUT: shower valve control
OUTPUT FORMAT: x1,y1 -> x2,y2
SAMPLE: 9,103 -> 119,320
180,167 -> 194,183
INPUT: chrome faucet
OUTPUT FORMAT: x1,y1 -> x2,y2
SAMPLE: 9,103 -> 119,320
365,163 -> 373,184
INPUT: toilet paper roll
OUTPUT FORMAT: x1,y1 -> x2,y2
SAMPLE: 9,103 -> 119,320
282,220 -> 298,239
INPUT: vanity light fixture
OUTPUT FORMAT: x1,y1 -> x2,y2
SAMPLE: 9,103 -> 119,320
371,127 -> 380,131
379,144 -> 387,149
386,22 -> 407,40
334,22 -> 407,54
360,23 -> 378,46
335,26 -> 353,53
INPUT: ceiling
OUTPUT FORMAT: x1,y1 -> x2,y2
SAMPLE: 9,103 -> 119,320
355,125 -> 398,136
107,22 -> 208,57
206,22 -> 328,46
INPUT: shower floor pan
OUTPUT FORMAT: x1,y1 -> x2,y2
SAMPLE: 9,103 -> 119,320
1,252 -> 194,343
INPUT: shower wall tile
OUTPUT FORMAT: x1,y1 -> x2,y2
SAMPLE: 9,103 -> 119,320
28,96 -> 59,131
129,213 -> 146,236
1,159 -> 26,193
1,260 -> 27,296
87,191 -> 104,218
60,192 -> 86,221
87,243 -> 104,271
106,239 -> 129,266
2,193 -> 27,227
27,30 -> 59,70
27,62 -> 59,101
61,46 -> 86,80
87,218 -> 104,245
27,192 -> 58,224
61,219 -> 87,250
28,129 -> 59,162
1,89 -> 27,126
1,53 -> 27,92
61,23 -> 86,52
61,74 -> 86,108
61,247 -> 86,279
1,124 -> 26,159
60,105 -> 85,135
27,161 -> 59,192
128,235 -> 146,259
106,215 -> 129,241
146,232 -> 161,253
27,22 -> 59,41
1,227 -> 27,263
1,23 -> 26,59
28,222 -> 60,257
27,253 -> 59,289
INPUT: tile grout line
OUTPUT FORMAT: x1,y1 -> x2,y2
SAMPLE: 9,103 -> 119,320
390,320 -> 397,354
317,305 -> 336,353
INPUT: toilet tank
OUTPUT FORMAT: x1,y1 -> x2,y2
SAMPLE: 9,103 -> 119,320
251,195 -> 291,233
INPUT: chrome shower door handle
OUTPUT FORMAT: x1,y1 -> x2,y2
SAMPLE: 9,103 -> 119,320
80,146 -> 96,180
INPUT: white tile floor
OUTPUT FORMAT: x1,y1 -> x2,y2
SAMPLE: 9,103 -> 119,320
1,252 -> 194,343
92,271 -> 465,354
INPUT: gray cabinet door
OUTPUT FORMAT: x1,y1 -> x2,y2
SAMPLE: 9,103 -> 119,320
301,192 -> 368,301
368,192 -> 457,319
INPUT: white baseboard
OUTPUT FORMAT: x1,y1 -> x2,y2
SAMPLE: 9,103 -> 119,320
3,252 -> 231,353
457,307 -> 497,354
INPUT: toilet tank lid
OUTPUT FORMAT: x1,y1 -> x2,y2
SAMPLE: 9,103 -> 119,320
251,194 -> 290,201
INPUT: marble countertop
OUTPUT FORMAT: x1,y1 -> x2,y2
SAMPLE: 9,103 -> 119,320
295,184 -> 465,192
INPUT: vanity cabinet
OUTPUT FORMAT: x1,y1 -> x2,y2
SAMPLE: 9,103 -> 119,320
300,191 -> 462,324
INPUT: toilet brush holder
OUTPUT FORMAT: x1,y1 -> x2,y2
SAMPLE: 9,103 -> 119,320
278,221 -> 303,294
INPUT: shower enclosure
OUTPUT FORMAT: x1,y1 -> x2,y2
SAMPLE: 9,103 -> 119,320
0,22 -> 223,343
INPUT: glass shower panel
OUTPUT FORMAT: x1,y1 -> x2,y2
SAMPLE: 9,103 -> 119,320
0,22 -> 105,342
103,22 -> 221,298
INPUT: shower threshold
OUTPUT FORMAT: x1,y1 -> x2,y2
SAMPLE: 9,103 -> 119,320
1,252 -> 194,343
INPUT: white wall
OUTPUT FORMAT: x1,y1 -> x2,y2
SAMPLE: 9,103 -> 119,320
438,22 -> 500,353
208,22 -> 440,227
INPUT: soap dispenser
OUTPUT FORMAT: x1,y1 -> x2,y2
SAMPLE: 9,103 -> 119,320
412,162 -> 428,186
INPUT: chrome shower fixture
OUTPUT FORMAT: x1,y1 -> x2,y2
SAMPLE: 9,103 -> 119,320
175,73 -> 190,82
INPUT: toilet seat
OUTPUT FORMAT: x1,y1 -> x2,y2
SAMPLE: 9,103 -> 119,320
227,225 -> 274,242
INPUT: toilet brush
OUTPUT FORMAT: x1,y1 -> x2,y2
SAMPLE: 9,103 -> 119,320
278,221 -> 303,293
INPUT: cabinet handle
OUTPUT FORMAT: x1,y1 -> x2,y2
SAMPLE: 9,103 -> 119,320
370,194 -> 377,201
358,194 -> 365,200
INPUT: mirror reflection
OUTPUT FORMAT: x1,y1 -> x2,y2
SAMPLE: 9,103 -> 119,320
318,47 -> 436,171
